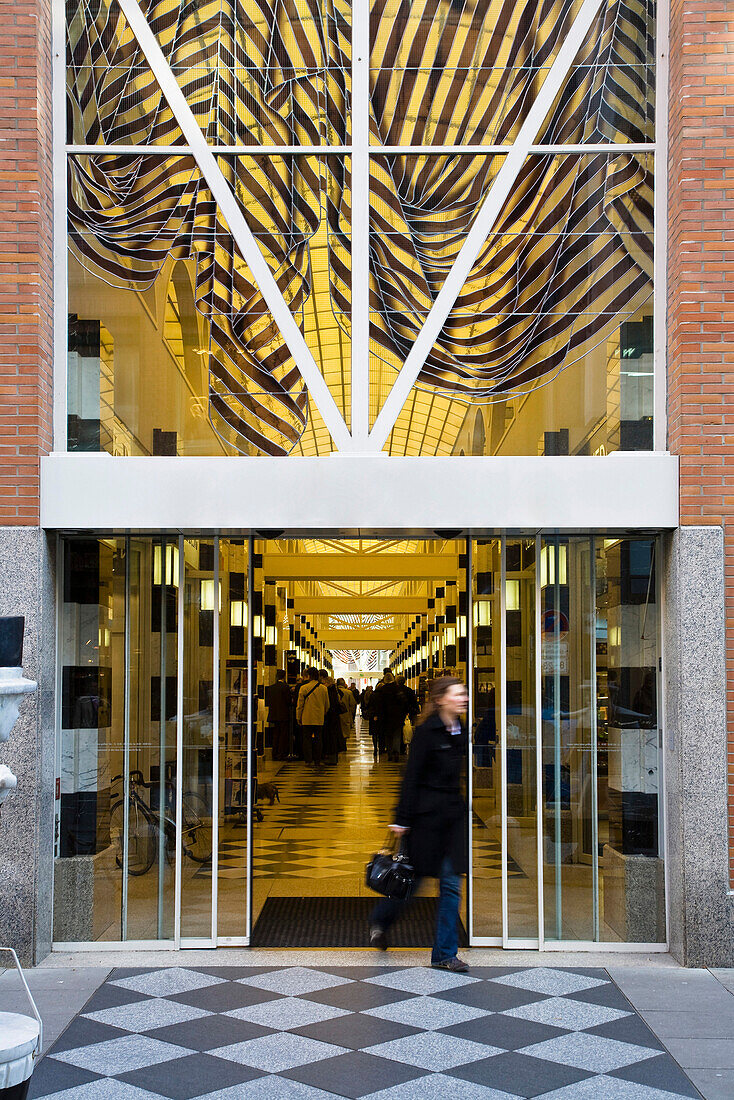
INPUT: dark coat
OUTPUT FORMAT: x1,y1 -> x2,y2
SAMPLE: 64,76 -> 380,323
323,682 -> 345,754
401,684 -> 419,720
394,712 -> 467,877
374,680 -> 407,733
265,679 -> 292,722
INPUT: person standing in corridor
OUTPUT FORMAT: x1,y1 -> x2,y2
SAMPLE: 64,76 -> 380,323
265,669 -> 292,761
296,667 -> 329,766
320,669 -> 345,764
373,671 -> 405,762
337,677 -> 356,740
370,676 -> 469,972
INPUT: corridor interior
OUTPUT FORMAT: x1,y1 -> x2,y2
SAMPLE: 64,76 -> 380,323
223,536 -> 475,944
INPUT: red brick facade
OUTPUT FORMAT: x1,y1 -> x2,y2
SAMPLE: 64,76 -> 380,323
0,0 -> 54,525
666,2 -> 734,872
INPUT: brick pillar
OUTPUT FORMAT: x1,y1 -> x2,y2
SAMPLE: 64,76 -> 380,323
0,0 -> 54,523
667,4 -> 734,898
0,0 -> 55,962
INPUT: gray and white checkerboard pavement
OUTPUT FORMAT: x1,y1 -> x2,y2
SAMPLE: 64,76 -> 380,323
28,965 -> 702,1099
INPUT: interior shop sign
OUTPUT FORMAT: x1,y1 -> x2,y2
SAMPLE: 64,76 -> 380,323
541,609 -> 569,674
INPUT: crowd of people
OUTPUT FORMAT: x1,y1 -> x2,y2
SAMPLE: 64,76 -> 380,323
264,667 -> 420,767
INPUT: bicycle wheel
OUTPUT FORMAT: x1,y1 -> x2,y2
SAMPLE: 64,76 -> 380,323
110,799 -> 156,876
181,791 -> 213,863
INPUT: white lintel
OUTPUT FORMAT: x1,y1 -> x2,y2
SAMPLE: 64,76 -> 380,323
41,453 -> 679,533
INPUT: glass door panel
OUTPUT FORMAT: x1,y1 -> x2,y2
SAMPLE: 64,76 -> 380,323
217,539 -> 250,940
126,537 -> 178,940
56,538 -> 126,942
541,537 -> 595,942
596,538 -> 664,943
504,537 -> 539,942
180,539 -> 215,940
470,539 -> 502,939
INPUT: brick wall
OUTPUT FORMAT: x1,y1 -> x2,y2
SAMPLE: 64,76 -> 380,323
667,1 -> 734,874
0,0 -> 54,525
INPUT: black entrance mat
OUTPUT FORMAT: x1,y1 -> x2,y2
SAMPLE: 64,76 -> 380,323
250,895 -> 469,948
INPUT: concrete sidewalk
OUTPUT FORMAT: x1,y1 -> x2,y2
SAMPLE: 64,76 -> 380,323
1,953 -> 733,1098
611,967 -> 734,1100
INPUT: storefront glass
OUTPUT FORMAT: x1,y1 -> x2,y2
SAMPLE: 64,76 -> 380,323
54,531 -> 664,947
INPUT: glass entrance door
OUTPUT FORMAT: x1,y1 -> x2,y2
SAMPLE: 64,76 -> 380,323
55,531 -> 665,949
470,535 -> 666,947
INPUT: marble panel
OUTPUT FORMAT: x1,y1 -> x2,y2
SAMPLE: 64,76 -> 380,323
0,527 -> 56,962
662,527 -> 734,966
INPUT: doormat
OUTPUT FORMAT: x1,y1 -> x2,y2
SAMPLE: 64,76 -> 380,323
250,895 -> 469,948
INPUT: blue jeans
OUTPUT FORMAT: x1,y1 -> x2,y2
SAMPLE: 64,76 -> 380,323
371,856 -> 462,964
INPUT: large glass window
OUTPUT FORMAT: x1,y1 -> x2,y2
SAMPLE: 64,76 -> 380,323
64,0 -> 656,457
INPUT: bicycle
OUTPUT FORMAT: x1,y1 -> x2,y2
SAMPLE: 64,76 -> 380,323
110,769 -> 213,875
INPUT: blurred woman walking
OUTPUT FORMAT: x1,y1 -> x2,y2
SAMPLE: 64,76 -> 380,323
369,676 -> 469,971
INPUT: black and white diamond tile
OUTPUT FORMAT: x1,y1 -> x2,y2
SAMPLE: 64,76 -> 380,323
30,966 -> 702,1100
472,837 -> 525,879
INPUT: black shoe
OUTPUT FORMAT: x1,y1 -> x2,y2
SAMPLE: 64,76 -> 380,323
431,956 -> 468,973
370,926 -> 388,950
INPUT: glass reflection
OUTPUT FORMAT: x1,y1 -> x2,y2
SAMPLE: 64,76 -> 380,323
505,537 -> 539,940
217,539 -> 250,940
471,540 -> 502,939
181,540 -> 215,939
597,537 -> 663,942
541,537 -> 595,942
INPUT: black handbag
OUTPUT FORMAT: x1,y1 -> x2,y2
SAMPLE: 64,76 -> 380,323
366,834 -> 416,900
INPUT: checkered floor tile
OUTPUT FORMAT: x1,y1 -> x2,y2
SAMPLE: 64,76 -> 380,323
30,966 -> 701,1099
472,836 -> 525,879
194,731 -> 515,886
194,733 -> 405,881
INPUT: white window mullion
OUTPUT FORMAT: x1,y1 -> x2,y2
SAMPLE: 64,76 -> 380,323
53,0 -> 68,450
350,0 -> 371,446
500,536 -> 509,946
211,537 -> 220,943
174,535 -> 185,948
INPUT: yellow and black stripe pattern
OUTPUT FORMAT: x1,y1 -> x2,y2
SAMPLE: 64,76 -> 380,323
67,0 -> 654,455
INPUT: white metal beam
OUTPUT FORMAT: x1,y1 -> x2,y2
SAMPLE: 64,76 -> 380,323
368,0 -> 608,451
263,553 -> 458,580
293,597 -> 430,613
116,0 -> 352,452
350,0 -> 370,446
320,632 -> 402,647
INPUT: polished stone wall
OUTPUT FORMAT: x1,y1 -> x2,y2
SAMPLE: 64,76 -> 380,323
0,527 -> 56,963
663,526 -> 734,966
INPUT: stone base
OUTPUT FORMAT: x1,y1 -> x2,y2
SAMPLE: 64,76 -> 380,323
663,527 -> 734,965
603,843 -> 665,943
53,848 -> 119,942
0,528 -> 56,963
